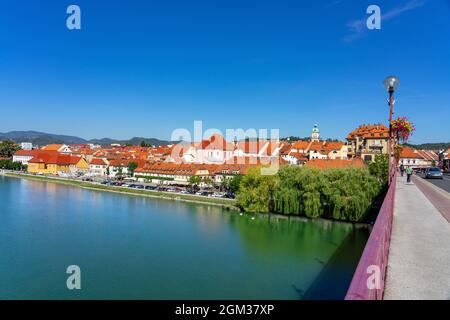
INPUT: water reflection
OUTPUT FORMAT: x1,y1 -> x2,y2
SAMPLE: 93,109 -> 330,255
0,176 -> 368,299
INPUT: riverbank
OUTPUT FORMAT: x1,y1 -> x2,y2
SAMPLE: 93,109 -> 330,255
3,172 -> 239,210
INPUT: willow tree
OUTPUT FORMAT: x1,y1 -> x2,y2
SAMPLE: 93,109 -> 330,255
236,167 -> 279,213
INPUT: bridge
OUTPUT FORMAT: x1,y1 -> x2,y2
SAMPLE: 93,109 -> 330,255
346,172 -> 450,300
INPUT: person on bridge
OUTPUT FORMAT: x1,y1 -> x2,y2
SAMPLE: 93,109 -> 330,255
405,166 -> 413,183
400,164 -> 405,177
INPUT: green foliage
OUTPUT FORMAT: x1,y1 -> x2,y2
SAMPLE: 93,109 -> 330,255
0,159 -> 26,171
236,166 -> 383,222
222,174 -> 243,193
189,175 -> 202,186
236,167 -> 278,213
368,154 -> 389,184
228,174 -> 243,193
0,140 -> 20,158
405,142 -> 450,151
127,162 -> 138,176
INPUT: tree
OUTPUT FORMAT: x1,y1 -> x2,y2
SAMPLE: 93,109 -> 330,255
228,174 -> 243,193
0,140 -> 20,158
189,175 -> 202,191
236,167 -> 279,213
140,140 -> 147,147
0,159 -> 26,171
202,177 -> 214,188
368,154 -> 389,184
236,166 -> 383,222
127,162 -> 138,176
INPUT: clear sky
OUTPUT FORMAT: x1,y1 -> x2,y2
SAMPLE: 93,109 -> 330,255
0,0 -> 449,143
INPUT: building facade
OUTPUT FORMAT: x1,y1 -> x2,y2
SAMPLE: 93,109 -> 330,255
346,124 -> 389,162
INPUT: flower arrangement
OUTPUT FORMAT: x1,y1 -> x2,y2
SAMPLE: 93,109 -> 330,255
391,116 -> 415,142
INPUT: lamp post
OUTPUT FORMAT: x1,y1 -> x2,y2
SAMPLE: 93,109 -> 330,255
383,76 -> 400,185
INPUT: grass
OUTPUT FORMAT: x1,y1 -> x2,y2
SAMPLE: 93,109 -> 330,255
4,172 -> 238,210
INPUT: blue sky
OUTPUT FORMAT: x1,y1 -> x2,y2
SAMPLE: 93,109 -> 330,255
0,0 -> 449,143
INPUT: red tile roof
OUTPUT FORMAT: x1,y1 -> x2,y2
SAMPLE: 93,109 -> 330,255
400,147 -> 422,159
14,149 -> 37,156
347,124 -> 389,140
89,158 -> 108,166
28,151 -> 83,166
41,144 -> 66,151
305,158 -> 366,169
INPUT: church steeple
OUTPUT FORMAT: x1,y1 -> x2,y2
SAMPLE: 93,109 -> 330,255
311,124 -> 320,142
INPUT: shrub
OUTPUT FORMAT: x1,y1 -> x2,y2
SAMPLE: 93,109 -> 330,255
237,165 -> 383,222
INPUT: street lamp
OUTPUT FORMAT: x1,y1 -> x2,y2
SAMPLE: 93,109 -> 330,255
383,76 -> 400,185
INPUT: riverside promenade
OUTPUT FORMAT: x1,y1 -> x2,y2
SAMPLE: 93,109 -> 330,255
384,174 -> 450,299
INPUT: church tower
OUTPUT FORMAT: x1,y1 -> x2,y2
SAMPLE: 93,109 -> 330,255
311,124 -> 320,142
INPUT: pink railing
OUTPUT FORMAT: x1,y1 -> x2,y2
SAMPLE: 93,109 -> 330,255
345,171 -> 397,300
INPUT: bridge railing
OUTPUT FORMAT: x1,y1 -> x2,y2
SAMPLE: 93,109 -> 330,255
345,171 -> 397,300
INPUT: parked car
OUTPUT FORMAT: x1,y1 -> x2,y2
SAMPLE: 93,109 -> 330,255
223,192 -> 235,199
145,185 -> 157,190
425,167 -> 443,179
210,192 -> 224,198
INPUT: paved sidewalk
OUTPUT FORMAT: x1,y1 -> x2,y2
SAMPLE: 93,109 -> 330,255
384,175 -> 450,300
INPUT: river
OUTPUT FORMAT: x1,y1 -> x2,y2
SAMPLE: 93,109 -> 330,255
0,176 -> 369,299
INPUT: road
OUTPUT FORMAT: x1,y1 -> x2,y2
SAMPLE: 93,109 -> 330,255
416,173 -> 450,193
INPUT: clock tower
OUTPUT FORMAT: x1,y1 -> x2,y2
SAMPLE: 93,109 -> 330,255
311,124 -> 320,142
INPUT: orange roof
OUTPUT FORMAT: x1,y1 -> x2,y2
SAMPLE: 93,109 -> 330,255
41,144 -> 65,151
291,140 -> 310,150
14,149 -> 37,156
89,158 -> 108,166
278,142 -> 292,155
288,152 -> 309,162
68,156 -> 84,165
28,152 -> 82,166
400,147 -> 422,159
305,158 -> 366,169
347,124 -> 389,140
416,150 -> 438,161
134,158 -> 278,176
195,134 -> 234,151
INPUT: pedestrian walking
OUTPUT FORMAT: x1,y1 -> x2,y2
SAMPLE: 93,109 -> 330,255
405,166 -> 413,183
400,164 -> 405,177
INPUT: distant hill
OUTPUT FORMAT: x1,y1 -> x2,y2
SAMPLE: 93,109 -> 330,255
0,131 -> 172,147
405,142 -> 450,151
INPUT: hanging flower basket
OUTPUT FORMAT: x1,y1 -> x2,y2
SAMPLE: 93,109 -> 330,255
391,116 -> 415,143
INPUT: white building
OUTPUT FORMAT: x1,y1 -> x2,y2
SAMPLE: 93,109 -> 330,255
20,142 -> 33,151
193,134 -> 234,164
12,150 -> 36,165
89,158 -> 109,176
